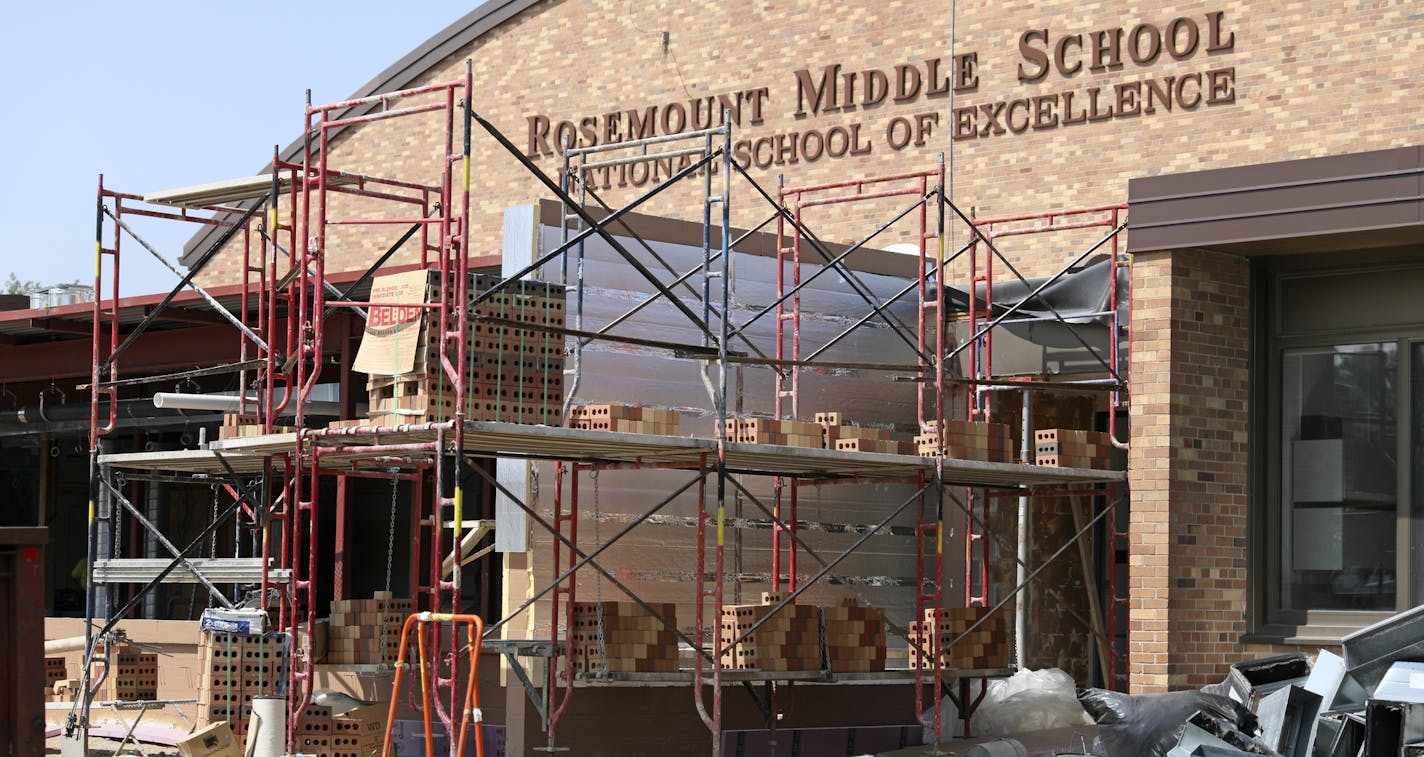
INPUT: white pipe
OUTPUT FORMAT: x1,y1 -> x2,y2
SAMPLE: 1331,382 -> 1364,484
1015,391 -> 1032,670
44,636 -> 87,655
152,392 -> 343,416
247,696 -> 286,757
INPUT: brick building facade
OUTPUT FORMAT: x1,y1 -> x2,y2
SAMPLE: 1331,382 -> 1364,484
182,0 -> 1424,699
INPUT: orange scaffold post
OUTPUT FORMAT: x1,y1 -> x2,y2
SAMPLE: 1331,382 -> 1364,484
382,612 -> 487,757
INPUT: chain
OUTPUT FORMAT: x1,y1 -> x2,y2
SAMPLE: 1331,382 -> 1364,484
378,475 -> 399,667
592,469 -> 607,677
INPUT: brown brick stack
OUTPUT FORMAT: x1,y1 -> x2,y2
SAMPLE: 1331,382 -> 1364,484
96,643 -> 157,702
570,403 -> 681,435
907,607 -> 1010,671
1034,428 -> 1126,469
294,704 -> 334,757
327,593 -> 412,665
720,418 -> 823,448
569,600 -> 679,674
44,657 -> 66,690
197,632 -> 287,738
915,420 -> 1013,462
365,272 -> 565,427
331,705 -> 387,757
823,598 -> 887,673
817,412 -> 911,454
720,593 -> 820,672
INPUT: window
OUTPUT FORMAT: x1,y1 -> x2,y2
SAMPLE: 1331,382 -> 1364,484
1260,259 -> 1424,632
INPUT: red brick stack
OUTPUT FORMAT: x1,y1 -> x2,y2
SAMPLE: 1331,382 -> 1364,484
332,705 -> 388,757
816,412 -> 911,454
44,657 -> 66,691
823,598 -> 887,672
327,593 -> 412,665
218,413 -> 294,439
906,607 -> 1009,671
99,643 -> 157,702
720,418 -> 824,448
720,593 -> 820,672
915,420 -> 1013,462
294,704 -> 334,757
568,600 -> 680,675
365,272 -> 565,427
1034,428 -> 1125,469
197,632 -> 286,739
570,403 -> 681,435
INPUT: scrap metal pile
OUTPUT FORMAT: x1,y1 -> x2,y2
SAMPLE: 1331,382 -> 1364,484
1077,604 -> 1424,756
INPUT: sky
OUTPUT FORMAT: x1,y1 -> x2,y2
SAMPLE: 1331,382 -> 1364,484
0,2 -> 471,297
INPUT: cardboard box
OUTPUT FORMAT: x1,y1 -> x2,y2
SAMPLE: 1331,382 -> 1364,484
177,721 -> 242,757
335,703 -> 389,756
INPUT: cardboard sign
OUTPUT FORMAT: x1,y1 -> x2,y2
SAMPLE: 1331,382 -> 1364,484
353,270 -> 430,377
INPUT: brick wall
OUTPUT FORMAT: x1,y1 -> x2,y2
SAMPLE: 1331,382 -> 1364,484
1129,249 -> 1250,691
194,0 -> 1424,286
171,0 -> 1424,692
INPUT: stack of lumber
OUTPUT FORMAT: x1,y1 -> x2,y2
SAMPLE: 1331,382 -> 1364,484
570,403 -> 680,436
823,597 -> 887,673
720,593 -> 820,672
1033,428 -> 1125,469
915,419 -> 1013,462
906,607 -> 1009,671
569,600 -> 679,674
327,593 -> 411,665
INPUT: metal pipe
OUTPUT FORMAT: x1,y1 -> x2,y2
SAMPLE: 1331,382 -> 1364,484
152,392 -> 342,416
1015,391 -> 1031,670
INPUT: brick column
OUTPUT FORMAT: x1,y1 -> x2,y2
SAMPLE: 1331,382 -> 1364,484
1128,249 -> 1250,692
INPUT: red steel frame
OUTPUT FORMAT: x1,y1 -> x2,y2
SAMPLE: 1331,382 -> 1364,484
961,205 -> 1130,686
775,164 -> 950,740
277,66 -> 475,748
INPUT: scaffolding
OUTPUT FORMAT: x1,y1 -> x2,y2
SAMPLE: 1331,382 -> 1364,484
71,56 -> 1133,756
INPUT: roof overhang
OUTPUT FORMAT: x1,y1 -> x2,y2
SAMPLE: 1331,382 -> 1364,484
1127,145 -> 1424,256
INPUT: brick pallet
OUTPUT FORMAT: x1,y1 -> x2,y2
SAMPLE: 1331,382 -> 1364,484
1034,428 -> 1126,469
197,632 -> 288,738
815,412 -> 910,455
720,594 -> 820,672
364,271 -> 566,427
568,601 -> 679,674
915,419 -> 1014,462
823,599 -> 887,673
327,593 -> 413,665
570,403 -> 681,436
218,413 -> 296,439
719,418 -> 823,448
906,607 -> 1009,671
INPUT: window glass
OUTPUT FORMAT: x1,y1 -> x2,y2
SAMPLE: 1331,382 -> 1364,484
1280,342 -> 1396,611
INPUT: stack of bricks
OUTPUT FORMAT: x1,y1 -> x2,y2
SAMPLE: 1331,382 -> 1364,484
915,419 -> 1014,462
1034,428 -> 1126,469
719,593 -> 820,672
96,643 -> 157,702
817,412 -> 910,455
197,632 -> 287,739
327,593 -> 412,665
365,272 -> 565,427
44,656 -> 66,690
823,598 -> 887,673
293,704 -> 334,757
568,601 -> 679,675
906,607 -> 1010,671
218,413 -> 295,439
719,418 -> 823,448
570,403 -> 681,436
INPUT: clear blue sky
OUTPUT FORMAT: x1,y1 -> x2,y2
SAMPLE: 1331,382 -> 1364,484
0,3 -> 469,297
